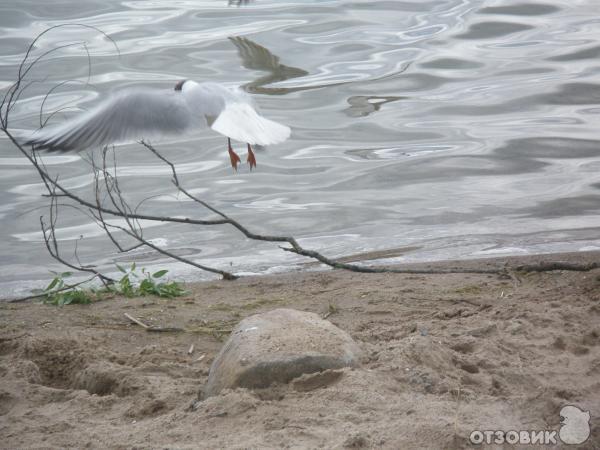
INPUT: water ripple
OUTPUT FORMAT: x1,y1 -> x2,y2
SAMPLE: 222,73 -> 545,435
1,0 -> 600,295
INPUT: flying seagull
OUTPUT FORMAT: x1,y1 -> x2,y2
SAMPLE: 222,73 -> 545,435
25,80 -> 291,170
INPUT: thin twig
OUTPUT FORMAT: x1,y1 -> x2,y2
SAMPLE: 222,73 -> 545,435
8,275 -> 99,303
39,183 -> 114,284
124,313 -> 149,329
147,326 -> 185,333
142,140 -> 506,276
515,261 -> 600,272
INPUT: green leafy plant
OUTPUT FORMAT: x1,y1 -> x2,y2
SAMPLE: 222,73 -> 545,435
40,264 -> 186,306
112,263 -> 186,298
41,271 -> 94,306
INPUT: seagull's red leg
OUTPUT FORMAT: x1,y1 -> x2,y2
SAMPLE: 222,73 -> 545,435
247,143 -> 257,170
228,138 -> 241,171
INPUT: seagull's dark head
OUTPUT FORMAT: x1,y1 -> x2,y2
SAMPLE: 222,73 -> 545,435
174,80 -> 188,91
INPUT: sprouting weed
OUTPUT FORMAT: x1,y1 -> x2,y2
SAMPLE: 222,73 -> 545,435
41,271 -> 93,306
111,263 -> 186,298
41,264 -> 186,306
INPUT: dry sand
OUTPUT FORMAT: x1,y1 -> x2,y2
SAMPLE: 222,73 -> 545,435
0,251 -> 599,449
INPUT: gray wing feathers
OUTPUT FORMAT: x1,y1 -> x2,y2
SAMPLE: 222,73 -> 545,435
26,89 -> 192,152
25,81 -> 291,151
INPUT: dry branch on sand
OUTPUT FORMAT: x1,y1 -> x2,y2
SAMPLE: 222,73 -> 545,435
1,26 -> 598,297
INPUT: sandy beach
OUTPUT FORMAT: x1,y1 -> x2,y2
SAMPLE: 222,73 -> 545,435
1,251 -> 599,449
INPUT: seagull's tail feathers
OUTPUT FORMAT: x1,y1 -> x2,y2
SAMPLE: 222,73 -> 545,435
210,102 -> 290,146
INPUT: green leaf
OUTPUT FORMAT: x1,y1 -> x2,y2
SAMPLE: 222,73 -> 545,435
139,279 -> 153,293
131,262 -> 136,272
152,270 -> 168,279
45,277 -> 60,291
119,275 -> 134,297
116,264 -> 127,273
61,271 -> 73,278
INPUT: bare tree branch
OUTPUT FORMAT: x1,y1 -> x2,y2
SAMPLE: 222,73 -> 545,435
8,274 -> 100,303
40,184 -> 113,285
515,261 -> 600,273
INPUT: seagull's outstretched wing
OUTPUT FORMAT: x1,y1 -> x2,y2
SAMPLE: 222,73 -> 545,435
210,102 -> 290,146
183,81 -> 291,146
26,89 -> 192,152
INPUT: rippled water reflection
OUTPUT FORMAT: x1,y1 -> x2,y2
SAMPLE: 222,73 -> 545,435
1,0 -> 600,296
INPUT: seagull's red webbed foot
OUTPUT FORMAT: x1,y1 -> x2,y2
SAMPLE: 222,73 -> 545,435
247,144 -> 257,170
227,138 -> 241,171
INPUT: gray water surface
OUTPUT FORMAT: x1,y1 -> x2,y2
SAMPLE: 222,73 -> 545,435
1,0 -> 600,297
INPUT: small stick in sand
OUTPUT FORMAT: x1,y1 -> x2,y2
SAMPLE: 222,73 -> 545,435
188,343 -> 195,355
195,353 -> 206,362
147,326 -> 185,332
124,313 -> 149,329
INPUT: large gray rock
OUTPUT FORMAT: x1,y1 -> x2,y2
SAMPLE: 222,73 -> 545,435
203,308 -> 362,397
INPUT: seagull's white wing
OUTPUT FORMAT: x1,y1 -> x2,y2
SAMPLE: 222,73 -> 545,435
210,102 -> 291,146
182,81 -> 290,146
26,88 -> 192,151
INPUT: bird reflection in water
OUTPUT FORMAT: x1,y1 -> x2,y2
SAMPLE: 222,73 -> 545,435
228,36 -> 410,118
229,36 -> 309,95
228,0 -> 252,6
343,96 -> 405,117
